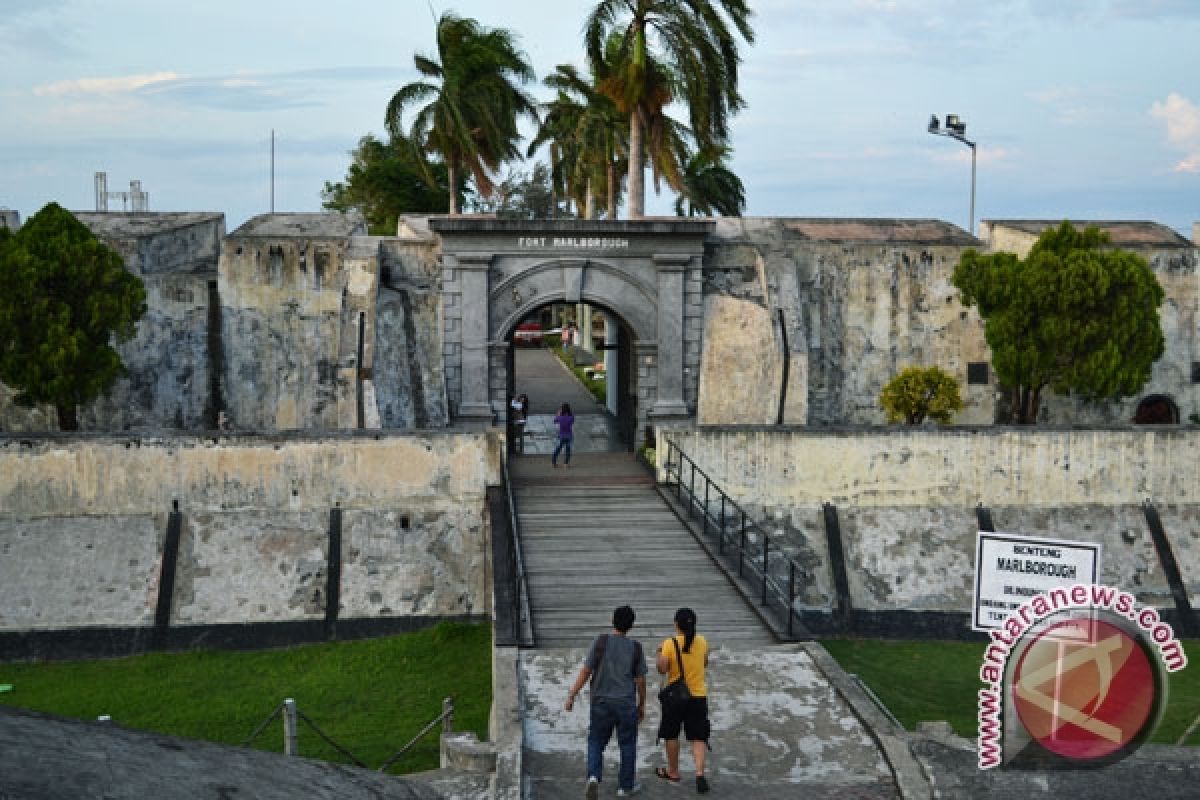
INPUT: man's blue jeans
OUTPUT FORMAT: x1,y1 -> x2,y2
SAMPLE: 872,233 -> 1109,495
587,698 -> 638,789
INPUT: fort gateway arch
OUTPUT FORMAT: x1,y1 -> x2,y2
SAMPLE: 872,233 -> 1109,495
430,218 -> 711,445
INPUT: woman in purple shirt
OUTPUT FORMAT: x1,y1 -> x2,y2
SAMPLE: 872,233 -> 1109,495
552,402 -> 575,467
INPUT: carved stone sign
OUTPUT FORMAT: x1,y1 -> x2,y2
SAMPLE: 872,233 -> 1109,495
515,236 -> 631,250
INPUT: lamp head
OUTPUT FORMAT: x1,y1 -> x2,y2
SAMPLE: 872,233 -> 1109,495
946,114 -> 967,135
927,114 -> 940,133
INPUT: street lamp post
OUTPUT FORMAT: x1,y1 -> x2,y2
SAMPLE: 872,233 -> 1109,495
927,114 -> 976,234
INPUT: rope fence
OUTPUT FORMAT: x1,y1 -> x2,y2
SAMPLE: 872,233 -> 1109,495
240,695 -> 454,772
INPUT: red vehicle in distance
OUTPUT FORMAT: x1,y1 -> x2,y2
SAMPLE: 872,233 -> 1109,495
513,321 -> 544,346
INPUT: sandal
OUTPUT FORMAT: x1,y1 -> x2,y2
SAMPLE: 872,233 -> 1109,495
655,767 -> 681,783
696,775 -> 710,794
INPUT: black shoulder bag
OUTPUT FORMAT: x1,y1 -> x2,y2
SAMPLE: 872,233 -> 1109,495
657,638 -> 692,712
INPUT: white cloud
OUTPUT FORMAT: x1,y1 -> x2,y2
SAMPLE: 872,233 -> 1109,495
34,72 -> 181,97
1151,93 -> 1200,145
1150,92 -> 1200,173
1026,86 -> 1114,127
27,66 -> 404,114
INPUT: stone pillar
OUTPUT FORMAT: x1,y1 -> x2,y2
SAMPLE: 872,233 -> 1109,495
635,341 -> 659,447
579,302 -> 593,350
457,253 -> 494,421
651,254 -> 690,417
605,311 -> 618,415
488,341 -> 511,417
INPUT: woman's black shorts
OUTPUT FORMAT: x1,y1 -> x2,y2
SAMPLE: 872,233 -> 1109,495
657,696 -> 710,742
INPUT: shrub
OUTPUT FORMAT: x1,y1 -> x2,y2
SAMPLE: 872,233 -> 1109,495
880,366 -> 964,425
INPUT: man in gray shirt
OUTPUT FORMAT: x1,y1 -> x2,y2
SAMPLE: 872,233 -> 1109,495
564,605 -> 648,798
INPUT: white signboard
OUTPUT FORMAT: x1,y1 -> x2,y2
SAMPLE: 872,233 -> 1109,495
973,531 -> 1102,631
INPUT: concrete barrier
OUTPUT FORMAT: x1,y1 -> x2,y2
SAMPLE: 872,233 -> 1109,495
0,431 -> 499,659
659,426 -> 1200,630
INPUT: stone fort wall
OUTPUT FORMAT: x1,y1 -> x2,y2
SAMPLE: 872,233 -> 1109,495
696,218 -> 1198,428
660,427 -> 1200,628
2,212 -> 1195,434
0,432 -> 498,659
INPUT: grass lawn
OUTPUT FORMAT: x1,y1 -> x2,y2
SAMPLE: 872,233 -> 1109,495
822,638 -> 1200,745
551,344 -> 607,404
0,621 -> 491,773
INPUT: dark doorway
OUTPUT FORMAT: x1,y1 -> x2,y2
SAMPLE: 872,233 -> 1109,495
505,303 -> 636,456
1133,394 -> 1180,424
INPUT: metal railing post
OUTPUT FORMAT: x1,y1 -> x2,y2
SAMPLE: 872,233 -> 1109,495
702,481 -> 710,536
674,444 -> 683,503
719,496 -> 726,555
788,562 -> 795,637
738,513 -> 746,577
688,463 -> 696,519
762,537 -> 769,606
442,697 -> 454,733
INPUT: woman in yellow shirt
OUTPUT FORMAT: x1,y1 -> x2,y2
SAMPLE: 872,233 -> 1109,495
655,607 -> 711,793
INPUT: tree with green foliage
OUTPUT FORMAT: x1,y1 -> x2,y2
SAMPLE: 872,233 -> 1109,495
468,163 -> 563,218
385,12 -> 537,215
953,221 -> 1164,425
585,0 -> 754,218
879,366 -> 964,425
0,202 -> 146,430
529,62 -> 628,219
321,134 -> 454,234
674,144 -> 745,217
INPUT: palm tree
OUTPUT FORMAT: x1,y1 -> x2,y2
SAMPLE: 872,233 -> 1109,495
674,145 -> 745,217
529,64 -> 628,219
386,13 -> 537,215
585,0 -> 754,218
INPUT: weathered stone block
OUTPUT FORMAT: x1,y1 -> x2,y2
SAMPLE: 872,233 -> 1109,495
697,295 -> 782,425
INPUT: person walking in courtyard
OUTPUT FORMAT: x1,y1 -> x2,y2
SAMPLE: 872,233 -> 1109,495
655,607 -> 712,793
552,402 -> 574,467
510,393 -> 529,453
565,605 -> 648,798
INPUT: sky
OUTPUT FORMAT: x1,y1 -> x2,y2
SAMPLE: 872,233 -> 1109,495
2,0 -> 1198,237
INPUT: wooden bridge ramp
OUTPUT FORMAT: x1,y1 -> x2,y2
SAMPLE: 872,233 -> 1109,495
509,453 -> 775,649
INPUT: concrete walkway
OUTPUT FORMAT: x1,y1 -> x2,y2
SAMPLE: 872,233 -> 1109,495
511,347 -> 626,458
519,645 -> 898,799
514,347 -> 604,417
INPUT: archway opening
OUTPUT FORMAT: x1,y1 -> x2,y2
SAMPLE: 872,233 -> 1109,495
1133,394 -> 1179,424
504,301 -> 637,457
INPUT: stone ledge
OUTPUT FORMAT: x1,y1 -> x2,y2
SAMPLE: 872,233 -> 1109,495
440,731 -> 497,772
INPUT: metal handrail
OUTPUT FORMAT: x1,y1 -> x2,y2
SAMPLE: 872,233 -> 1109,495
660,436 -> 806,639
501,451 -> 535,647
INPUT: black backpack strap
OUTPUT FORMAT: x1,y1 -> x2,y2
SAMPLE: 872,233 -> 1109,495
672,638 -> 686,677
589,634 -> 608,688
